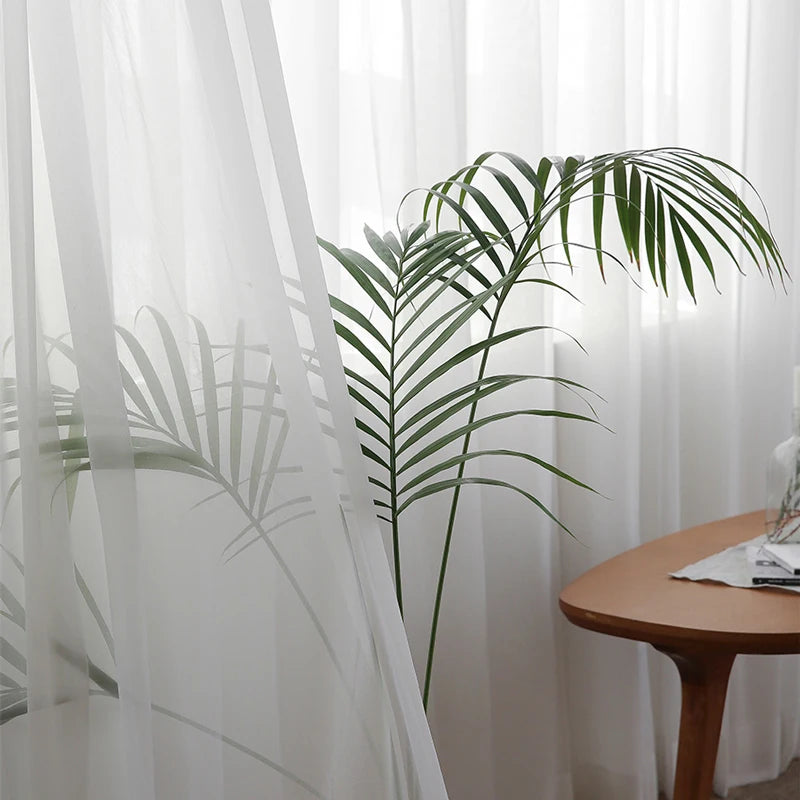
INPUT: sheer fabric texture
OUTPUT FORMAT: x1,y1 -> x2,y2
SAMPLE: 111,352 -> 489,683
273,1 -> 800,798
0,1 -> 448,799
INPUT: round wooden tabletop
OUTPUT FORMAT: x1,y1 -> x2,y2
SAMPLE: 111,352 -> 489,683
559,511 -> 800,654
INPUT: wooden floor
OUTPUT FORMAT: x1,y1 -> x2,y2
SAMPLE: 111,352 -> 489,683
724,758 -> 799,800
658,759 -> 798,800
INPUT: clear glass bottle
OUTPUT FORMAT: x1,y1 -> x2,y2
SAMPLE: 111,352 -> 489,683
766,366 -> 800,543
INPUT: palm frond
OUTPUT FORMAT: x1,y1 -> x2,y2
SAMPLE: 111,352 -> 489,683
1,314 -> 386,761
324,146 -> 786,709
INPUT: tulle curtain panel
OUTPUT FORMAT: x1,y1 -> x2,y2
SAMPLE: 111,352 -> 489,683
0,1 -> 447,798
2,1 -> 800,800
273,0 -> 799,798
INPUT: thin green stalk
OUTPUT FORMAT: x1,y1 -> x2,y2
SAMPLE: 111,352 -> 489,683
83,661 -> 330,799
421,282 -> 510,708
389,282 -> 402,615
202,481 -> 384,763
117,415 -> 384,764
421,215 -> 538,708
420,172 -> 614,708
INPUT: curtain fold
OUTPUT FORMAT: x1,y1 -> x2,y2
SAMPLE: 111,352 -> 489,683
1,1 -> 447,798
2,1 -> 798,798
274,1 -> 800,798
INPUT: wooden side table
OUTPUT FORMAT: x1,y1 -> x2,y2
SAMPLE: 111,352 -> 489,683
559,511 -> 800,800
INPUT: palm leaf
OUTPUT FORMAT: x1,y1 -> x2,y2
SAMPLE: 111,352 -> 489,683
191,316 -> 221,469
64,390 -> 84,516
396,476 -> 573,536
116,326 -> 179,437
329,296 -> 391,352
0,637 -> 26,675
257,417 -> 290,520
644,178 -> 657,284
75,567 -> 114,661
8,316 -> 370,742
397,373 -> 598,435
669,206 -> 695,299
423,185 -> 507,275
627,165 -> 643,268
343,367 -> 389,404
397,408 -> 601,471
248,366 -> 277,511
383,230 -> 404,259
333,321 -> 390,380
359,444 -> 390,472
397,374 -> 597,449
364,224 -> 400,274
404,220 -> 430,248
326,146 -> 785,710
144,307 -> 202,451
1,476 -> 21,523
457,159 -> 530,222
558,155 -> 583,267
318,239 -> 393,317
612,158 -> 632,259
397,449 -> 597,498
0,672 -> 21,689
396,241 -> 496,333
398,238 -> 490,315
592,169 -> 606,277
347,384 -> 389,428
396,326 -> 576,410
394,273 -> 513,378
223,510 -> 317,563
354,416 -> 390,449
0,583 -> 24,629
229,321 -> 246,487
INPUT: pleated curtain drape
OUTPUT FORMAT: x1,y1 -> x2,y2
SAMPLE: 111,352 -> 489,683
273,1 -> 800,798
2,1 -> 799,799
0,1 -> 448,798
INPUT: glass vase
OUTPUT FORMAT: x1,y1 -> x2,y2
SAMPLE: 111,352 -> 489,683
766,409 -> 800,543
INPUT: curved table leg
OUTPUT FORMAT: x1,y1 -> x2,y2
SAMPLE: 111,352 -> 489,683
654,647 -> 735,800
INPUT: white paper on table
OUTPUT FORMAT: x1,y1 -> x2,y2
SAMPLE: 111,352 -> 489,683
670,534 -> 800,594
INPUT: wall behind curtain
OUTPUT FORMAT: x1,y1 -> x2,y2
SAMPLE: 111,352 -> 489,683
272,0 -> 800,798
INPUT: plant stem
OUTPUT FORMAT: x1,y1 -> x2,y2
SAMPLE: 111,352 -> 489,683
422,280 -> 513,708
418,176 -> 563,707
202,477 -> 384,766
85,663 -> 330,799
126,417 -> 382,762
389,273 -> 403,616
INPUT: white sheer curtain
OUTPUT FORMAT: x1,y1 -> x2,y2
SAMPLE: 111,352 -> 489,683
0,1 -> 448,798
274,1 -> 800,798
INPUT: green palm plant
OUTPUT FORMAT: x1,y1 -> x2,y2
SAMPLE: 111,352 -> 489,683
0,149 -> 786,725
0,310 -> 379,797
3,309 -> 316,557
1,309 -> 316,690
321,147 -> 786,707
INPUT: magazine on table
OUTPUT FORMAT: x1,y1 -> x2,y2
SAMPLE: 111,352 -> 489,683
746,546 -> 800,586
760,543 -> 800,575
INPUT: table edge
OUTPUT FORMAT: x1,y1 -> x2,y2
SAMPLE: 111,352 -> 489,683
558,595 -> 800,655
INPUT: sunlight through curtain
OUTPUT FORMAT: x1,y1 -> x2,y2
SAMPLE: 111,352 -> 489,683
271,1 -> 800,798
